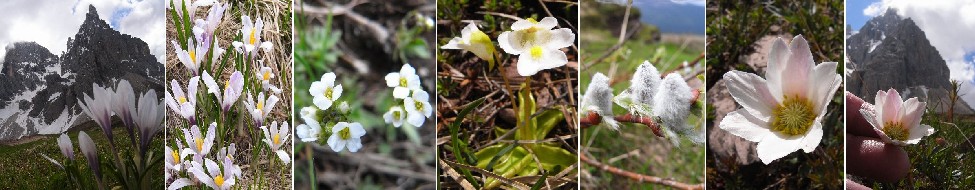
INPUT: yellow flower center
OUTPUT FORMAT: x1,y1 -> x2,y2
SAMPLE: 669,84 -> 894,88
399,77 -> 408,87
195,137 -> 204,151
273,133 -> 281,145
214,174 -> 225,186
249,28 -> 257,45
414,100 -> 425,112
339,127 -> 352,140
527,18 -> 538,24
324,87 -> 334,99
178,96 -> 187,104
263,71 -> 271,81
393,110 -> 401,120
257,102 -> 264,111
882,122 -> 910,141
530,46 -> 544,59
171,149 -> 180,163
189,50 -> 197,63
770,95 -> 816,136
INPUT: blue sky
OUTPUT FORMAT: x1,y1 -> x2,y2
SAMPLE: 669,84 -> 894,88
846,0 -> 877,31
634,0 -> 705,35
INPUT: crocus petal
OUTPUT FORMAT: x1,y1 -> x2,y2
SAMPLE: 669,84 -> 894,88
78,131 -> 100,177
58,133 -> 73,160
275,150 -> 291,164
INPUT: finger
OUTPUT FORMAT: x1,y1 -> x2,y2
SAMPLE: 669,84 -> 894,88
847,134 -> 909,182
846,92 -> 880,138
845,179 -> 871,190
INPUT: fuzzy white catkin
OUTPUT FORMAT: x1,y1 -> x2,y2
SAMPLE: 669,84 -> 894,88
653,73 -> 702,145
630,61 -> 661,106
584,73 -> 619,129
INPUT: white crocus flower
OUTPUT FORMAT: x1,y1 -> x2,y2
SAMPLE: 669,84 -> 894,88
136,90 -> 165,155
403,89 -> 433,127
581,72 -> 619,129
182,123 -> 216,160
244,92 -> 279,127
262,121 -> 291,164
202,70 -> 245,112
232,15 -> 273,59
257,66 -> 282,94
166,141 -> 190,172
719,35 -> 841,164
196,2 -> 227,48
113,80 -> 136,128
860,89 -> 935,146
383,106 -> 408,127
166,0 -> 214,20
189,158 -> 237,190
165,77 -> 200,125
215,143 -> 243,178
172,35 -> 206,76
653,73 -> 704,145
78,83 -> 115,141
309,72 -> 343,111
78,131 -> 101,178
384,64 -> 422,99
327,122 -> 366,152
497,17 -> 575,76
57,133 -> 74,160
441,22 -> 496,65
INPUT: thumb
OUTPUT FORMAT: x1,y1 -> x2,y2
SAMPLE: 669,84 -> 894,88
847,134 -> 910,182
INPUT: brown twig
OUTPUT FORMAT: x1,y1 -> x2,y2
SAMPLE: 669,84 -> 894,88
579,89 -> 700,133
580,154 -> 704,190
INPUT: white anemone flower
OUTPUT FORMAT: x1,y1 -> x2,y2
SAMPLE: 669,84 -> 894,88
309,72 -> 343,111
262,121 -> 291,164
497,17 -> 575,76
327,122 -> 366,152
403,89 -> 433,127
182,123 -> 216,160
202,70 -> 245,112
57,133 -> 74,160
257,66 -> 283,94
189,158 -> 237,190
581,72 -> 619,130
232,15 -> 273,58
384,64 -> 422,99
244,92 -> 279,127
719,35 -> 841,164
383,106 -> 408,127
440,22 -> 496,65
78,83 -> 115,141
165,77 -> 200,124
860,89 -> 935,146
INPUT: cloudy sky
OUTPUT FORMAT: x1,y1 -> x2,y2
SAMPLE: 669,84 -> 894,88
0,0 -> 165,64
850,0 -> 975,107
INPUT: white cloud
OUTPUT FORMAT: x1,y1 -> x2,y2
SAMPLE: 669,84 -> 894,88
864,0 -> 975,107
0,0 -> 164,64
670,0 -> 705,7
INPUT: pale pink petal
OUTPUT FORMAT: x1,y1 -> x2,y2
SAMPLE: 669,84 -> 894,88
723,71 -> 777,119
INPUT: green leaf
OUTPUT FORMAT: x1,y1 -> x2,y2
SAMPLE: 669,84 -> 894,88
533,108 -> 565,140
532,144 -> 577,172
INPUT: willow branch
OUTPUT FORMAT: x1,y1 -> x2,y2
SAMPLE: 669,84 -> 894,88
581,154 -> 704,190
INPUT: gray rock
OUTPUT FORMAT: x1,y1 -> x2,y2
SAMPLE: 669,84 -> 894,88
707,78 -> 760,165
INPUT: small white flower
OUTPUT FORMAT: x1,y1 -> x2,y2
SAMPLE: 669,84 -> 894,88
327,122 -> 367,152
262,121 -> 292,164
581,72 -> 618,129
296,123 -> 321,143
189,158 -> 237,190
653,73 -> 704,145
182,123 -> 216,160
257,66 -> 283,94
202,70 -> 245,112
244,92 -> 279,127
497,17 -> 575,76
383,106 -> 408,127
403,89 -> 433,127
384,64 -> 422,99
232,15 -> 273,59
441,23 -> 496,65
860,89 -> 935,146
719,35 -> 841,164
165,77 -> 200,124
309,72 -> 343,111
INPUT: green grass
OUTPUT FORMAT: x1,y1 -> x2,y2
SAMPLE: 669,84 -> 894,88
0,126 -> 163,188
862,116 -> 975,188
580,24 -> 706,188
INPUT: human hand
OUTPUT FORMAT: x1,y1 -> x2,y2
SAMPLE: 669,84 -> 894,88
845,92 -> 910,183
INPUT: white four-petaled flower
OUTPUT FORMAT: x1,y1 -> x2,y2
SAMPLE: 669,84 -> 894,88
309,72 -> 343,111
383,106 -> 408,127
403,89 -> 433,127
327,122 -> 366,152
384,64 -> 422,99
719,35 -> 841,164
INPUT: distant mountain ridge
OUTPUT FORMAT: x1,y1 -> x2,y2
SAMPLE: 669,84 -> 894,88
0,5 -> 163,141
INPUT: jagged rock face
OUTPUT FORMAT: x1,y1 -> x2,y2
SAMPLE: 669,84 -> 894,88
0,5 -> 163,141
846,9 -> 970,113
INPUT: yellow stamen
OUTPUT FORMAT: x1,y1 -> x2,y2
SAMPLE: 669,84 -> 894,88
530,46 -> 543,59
249,28 -> 257,45
339,127 -> 352,140
414,101 -> 425,112
214,175 -> 225,186
393,111 -> 401,120
189,51 -> 197,63
263,71 -> 271,81
171,149 -> 180,163
195,137 -> 204,151
273,133 -> 280,145
771,95 -> 816,136
324,87 -> 334,99
178,96 -> 187,104
399,77 -> 408,87
257,102 -> 264,111
882,122 -> 910,141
